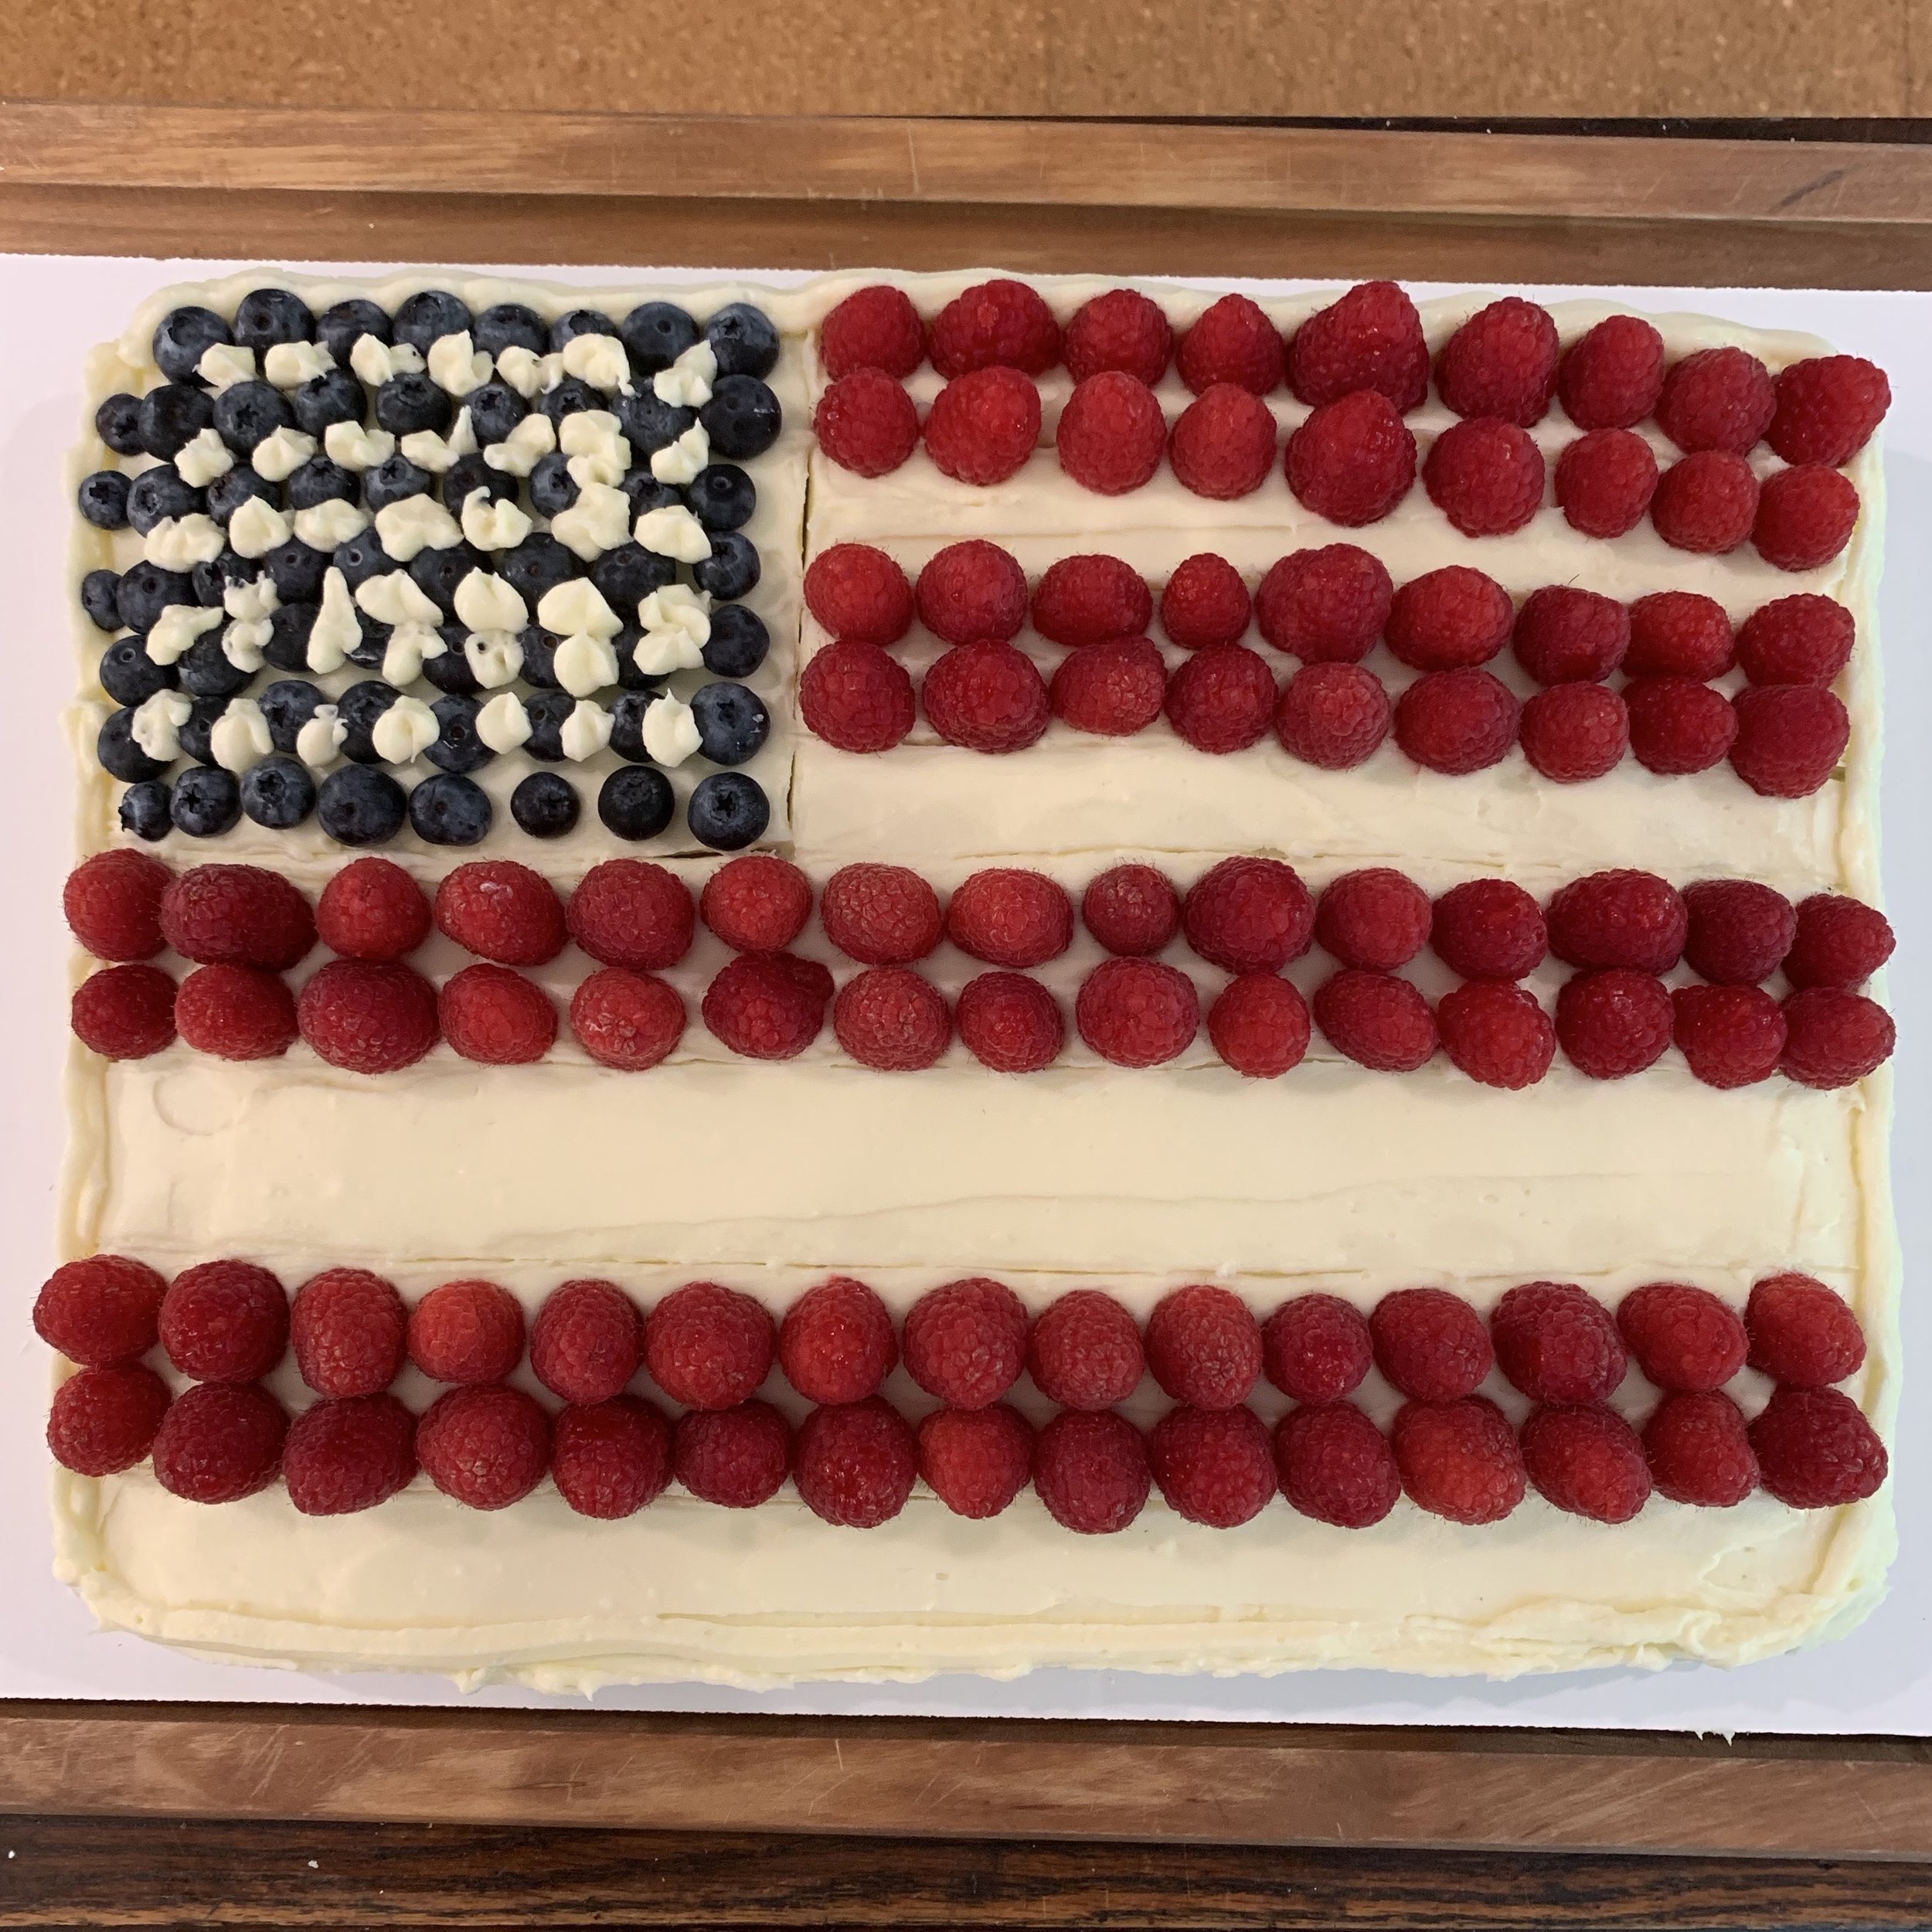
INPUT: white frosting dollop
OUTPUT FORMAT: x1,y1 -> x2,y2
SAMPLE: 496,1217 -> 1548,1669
292,499 -> 369,551
129,688 -> 192,762
249,425 -> 316,483
144,514 -> 225,571
495,346 -> 561,400
349,336 -> 426,386
223,576 -> 280,621
553,631 -> 619,698
381,621 -> 448,689
460,488 -> 532,552
400,429 -> 457,473
209,697 -> 273,773
536,577 -> 620,639
355,570 -> 442,628
551,481 -> 632,561
484,413 -> 556,478
373,495 -> 462,562
371,693 -> 439,764
650,423 -> 710,485
196,342 -> 257,389
173,427 -> 235,488
652,339 -> 716,407
226,496 -> 291,560
262,340 -> 335,388
464,631 -> 526,689
306,567 -> 362,674
633,503 -> 712,563
474,691 -> 532,753
144,604 -> 223,666
633,583 -> 711,673
294,702 -> 347,769
221,617 -> 270,672
427,331 -> 492,396
641,692 -> 702,766
562,332 -> 632,394
560,699 -> 614,760
324,420 -> 397,471
453,569 -> 527,634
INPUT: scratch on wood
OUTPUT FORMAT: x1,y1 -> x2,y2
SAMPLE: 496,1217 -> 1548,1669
906,124 -> 922,199
1773,166 -> 1850,214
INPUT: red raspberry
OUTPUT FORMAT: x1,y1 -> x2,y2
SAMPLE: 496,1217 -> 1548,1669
1432,879 -> 1547,980
1749,1386 -> 1887,1508
1513,585 -> 1630,685
820,862 -> 942,964
47,1364 -> 170,1475
1394,668 -> 1519,774
1548,869 -> 1687,974
1275,662 -> 1391,769
834,965 -> 951,1070
645,1280 -> 775,1410
674,1400 -> 790,1506
1423,417 -> 1546,537
1521,1404 -> 1651,1522
1736,595 -> 1854,686
1261,1293 -> 1372,1404
159,1258 -> 287,1384
918,1403 -> 1033,1519
1077,870 -> 1179,964
1769,355 -> 1890,467
1657,346 -> 1774,454
903,1277 -> 1027,1409
1312,968 -> 1437,1072
1371,1287 -> 1492,1401
1160,553 -> 1251,649
1555,967 -> 1673,1078
1651,450 -> 1759,553
315,855 -> 431,961
923,641 -> 1050,752
804,543 -> 914,645
1064,287 -> 1172,386
174,964 -> 298,1060
700,855 -> 812,953
1031,553 -> 1151,646
1028,1288 -> 1145,1410
1050,636 -> 1167,736
794,1398 -> 919,1527
552,1394 -> 672,1519
297,959 -> 437,1073
1624,677 -> 1739,775
946,868 -> 1073,968
291,1267 -> 406,1399
1521,685 -> 1628,783
1284,389 -> 1417,526
779,1275 -> 899,1405
1492,1281 -> 1628,1403
955,970 -> 1064,1072
701,952 -> 829,1060
1436,298 -> 1558,424
1315,868 -> 1430,971
416,1383 -> 549,1510
438,964 -> 556,1066
64,849 -> 169,961
34,1255 -> 167,1369
923,367 -> 1041,485
1208,973 -> 1311,1077
1753,464 -> 1861,572
1682,879 -> 1795,986
1177,293 -> 1283,395
813,371 -> 918,476
284,1393 -> 417,1515
570,967 -> 685,1070
1146,1284 -> 1261,1410
1556,315 -> 1665,430
928,277 -> 1059,379
1438,980 -> 1555,1088
566,859 -> 692,971
1165,642 -> 1276,752
1180,862 -> 1309,978
1644,1389 -> 1760,1506
1617,1282 -> 1748,1393
1553,427 -> 1658,538
434,860 -> 563,967
1385,566 -> 1511,672
1256,545 -> 1391,664
1287,281 -> 1428,411
1627,590 -> 1736,679
1672,984 -> 1787,1087
160,863 -> 315,971
1746,1272 -> 1865,1388
1392,1396 -> 1526,1524
1730,684 -> 1849,798
1168,383 -> 1276,499
1035,1410 -> 1150,1533
819,284 -> 925,380
1275,1403 -> 1400,1528
1781,986 -> 1893,1088
1056,371 -> 1166,495
408,1278 -> 525,1386
151,1382 -> 287,1503
530,1278 -> 641,1405
1150,1404 -> 1276,1528
799,639 -> 917,752
1785,893 -> 1894,990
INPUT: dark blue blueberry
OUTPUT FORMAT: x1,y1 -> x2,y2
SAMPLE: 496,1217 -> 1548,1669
115,563 -> 193,633
611,387 -> 694,456
125,464 -> 202,535
614,626 -> 665,692
192,550 -> 251,607
598,764 -> 675,841
118,781 -> 172,842
685,463 -> 755,532
408,771 -> 492,845
99,635 -> 175,706
233,287 -> 315,350
518,628 -> 560,692
97,707 -> 171,782
318,764 -> 407,846
346,612 -> 391,670
692,531 -> 760,601
522,688 -> 576,758
702,604 -> 770,679
473,302 -> 546,359
687,770 -> 770,851
700,376 -> 781,461
179,632 -> 252,699
364,452 -> 431,512
496,532 -> 578,604
287,456 -> 358,512
291,367 -> 366,437
423,626 -> 481,696
425,694 -> 493,774
96,393 -> 146,457
77,470 -> 131,530
690,681 -> 770,766
240,753 -> 316,828
549,308 -> 618,351
206,465 -> 278,526
213,380 -> 294,456
153,305 -> 231,385
408,542 -> 483,619
316,298 -> 392,364
620,301 -> 699,374
80,568 -> 124,632
259,678 -> 327,751
620,470 -> 681,519
529,450 -> 579,518
536,376 -> 602,425
608,690 -> 658,762
337,679 -> 400,763
264,602 -> 318,672
592,542 -> 675,611
138,383 -> 214,461
172,765 -> 241,837
464,379 -> 527,447
510,770 -> 580,838
177,696 -> 227,767
263,539 -> 328,604
393,290 -> 472,355
333,529 -> 393,590
705,303 -> 780,379
440,452 -> 513,516
375,372 -> 451,437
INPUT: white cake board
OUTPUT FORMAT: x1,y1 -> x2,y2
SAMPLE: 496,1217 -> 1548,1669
0,255 -> 1923,1734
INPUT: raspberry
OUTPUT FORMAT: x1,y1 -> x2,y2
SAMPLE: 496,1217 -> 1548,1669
1432,879 -> 1546,980
34,1255 -> 167,1369
1657,346 -> 1774,454
1393,668 -> 1519,774
432,860 -> 562,967
1617,1283 -> 1748,1393
1651,450 -> 1759,553
1049,636 -> 1166,735
64,849 -> 169,961
1031,553 -> 1152,646
1275,1403 -> 1400,1528
160,863 -> 315,971
1151,1404 -> 1276,1528
819,284 -> 925,379
1160,553 -> 1251,649
1423,417 -> 1546,537
794,1398 -> 920,1528
158,1258 -> 287,1384
1437,981 -> 1554,1088
151,1382 -> 287,1503
1029,1288 -> 1145,1410
416,1383 -> 549,1510
529,1278 -> 641,1405
1785,893 -> 1894,990
1781,986 -> 1894,1088
1165,642 -> 1277,752
174,964 -> 298,1060
1644,1389 -> 1760,1506
903,1277 -> 1027,1409
813,371 -> 918,476
297,959 -> 437,1073
1392,1396 -> 1526,1524
928,277 -> 1059,379
1176,293 -> 1283,395
645,1281 -> 775,1410
284,1393 -> 417,1515
834,965 -> 951,1070
1261,1294 -> 1372,1404
947,868 -> 1073,968
702,952 -> 829,1060
1746,1271 -> 1865,1389
409,1278 -> 525,1385
1064,287 -> 1173,386
1315,868 -> 1430,971
552,1394 -> 672,1519
1682,879 -> 1795,986
1208,973 -> 1311,1077
1627,590 -> 1736,679
1492,1281 -> 1628,1403
955,970 -> 1064,1072
566,860 -> 692,971
1168,383 -> 1276,498
779,1276 -> 899,1405
1624,678 -> 1738,775
1287,281 -> 1428,411
1555,968 -> 1673,1078
1552,428 -> 1658,538
1736,595 -> 1854,686
1512,585 -> 1629,685
1521,1404 -> 1651,1522
47,1364 -> 170,1475
1180,857 -> 1311,974
291,1267 -> 406,1399
923,367 -> 1041,485
1749,1386 -> 1887,1508
923,641 -> 1050,752
1371,1288 -> 1492,1401
439,964 -> 556,1065
315,855 -> 432,961
1035,1410 -> 1151,1533
804,543 -> 915,645
1284,390 -> 1417,526
1520,685 -> 1628,783
1146,1284 -> 1261,1410
1556,315 -> 1665,430
674,1400 -> 790,1506
918,1403 -> 1033,1518
1769,355 -> 1890,467
1256,545 -> 1391,664
1547,870 -> 1687,974
820,862 -> 942,964
1672,984 -> 1787,1088
1753,465 -> 1861,572
800,639 -> 917,752
1056,371 -> 1167,495
1311,968 -> 1437,1072
700,855 -> 811,954
1274,662 -> 1391,769
570,967 -> 685,1070
1437,298 -> 1559,424
1385,566 -> 1512,672
1730,685 -> 1849,798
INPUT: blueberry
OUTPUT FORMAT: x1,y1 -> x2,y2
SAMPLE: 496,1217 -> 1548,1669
153,305 -> 232,385
690,681 -> 770,766
138,383 -> 214,461
213,380 -> 294,456
97,708 -> 171,783
192,550 -> 251,607
702,604 -> 770,679
365,452 -> 431,512
609,690 -> 658,761
177,696 -> 227,766
241,753 -> 316,828
550,308 -> 618,351
620,301 -> 699,374
612,388 -> 694,456
537,376 -> 602,425
621,470 -> 681,519
264,539 -> 328,604
614,626 -> 665,692
233,287 -> 315,350
496,532 -> 578,604
287,456 -> 357,512
116,563 -> 194,633
99,636 -> 175,706
598,764 -> 675,841
473,302 -> 546,359
346,614 -> 391,669
96,393 -> 146,457
423,626 -> 481,695
333,529 -> 393,590
318,764 -> 406,845
376,372 -> 452,437
259,678 -> 327,751
511,770 -> 580,838
409,542 -> 483,619
522,688 -> 576,758
464,379 -> 527,447
706,303 -> 780,379
126,465 -> 203,535
529,450 -> 579,518
316,298 -> 392,364
693,531 -> 760,601
292,367 -> 366,437
179,632 -> 252,699
687,770 -> 770,851
392,290 -> 472,355
700,376 -> 781,461
440,451 -> 514,516
519,629 -> 560,692
206,465 -> 278,526
171,764 -> 241,837
409,771 -> 492,845
77,470 -> 131,530
119,781 -> 172,842
590,542 -> 675,611
338,679 -> 400,763
685,463 -> 755,532
425,694 -> 493,774
80,568 -> 124,632
264,602 -> 318,671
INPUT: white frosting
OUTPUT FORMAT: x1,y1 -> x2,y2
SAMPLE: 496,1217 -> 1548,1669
372,495 -> 461,562
355,570 -> 441,629
653,338 -> 716,407
369,693 -> 438,764
650,422 -> 710,485
379,621 -> 447,689
464,631 -> 525,689
640,692 -> 701,766
209,698 -> 272,773
195,342 -> 256,389
458,488 -> 531,552
632,583 -> 710,674
483,413 -> 556,478
291,499 -> 369,551
552,631 -> 618,697
128,688 -> 192,761
172,427 -> 234,488
535,577 -> 620,639
549,480 -> 631,560
219,617 -> 269,672
323,420 -> 396,471
262,341 -> 334,389
633,502 -> 712,563
142,514 -> 223,570
560,698 -> 614,760
305,567 -> 361,674
425,331 -> 492,397
349,336 -> 425,387
248,425 -> 315,483
494,345 -> 560,400
222,576 -> 279,621
474,690 -> 532,753
561,332 -> 632,393
398,430 -> 457,473
226,496 -> 291,560
557,408 -> 629,478
294,704 -> 346,770
143,603 -> 221,665
452,568 -> 526,634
